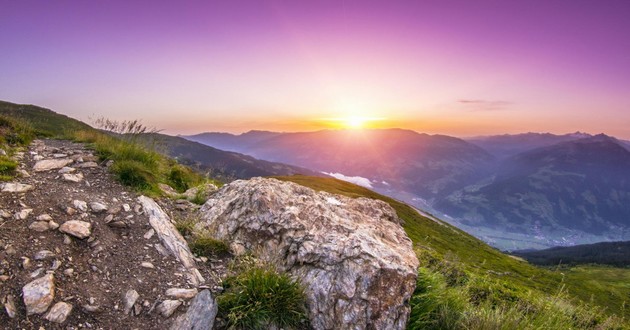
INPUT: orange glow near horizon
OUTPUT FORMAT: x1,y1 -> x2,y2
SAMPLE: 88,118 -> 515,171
322,116 -> 387,130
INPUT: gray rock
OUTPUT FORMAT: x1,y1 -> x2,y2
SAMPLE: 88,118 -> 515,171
77,161 -> 98,168
34,250 -> 55,260
1,183 -> 34,193
3,295 -> 16,318
63,173 -> 84,183
123,289 -> 140,315
143,229 -> 155,239
59,220 -> 92,239
29,221 -> 50,232
169,290 -> 217,330
48,220 -> 59,230
17,169 -> 30,177
198,178 -> 419,330
141,262 -> 155,269
138,196 -> 204,286
73,200 -> 88,212
158,183 -> 180,197
89,202 -> 108,213
0,209 -> 11,218
36,214 -> 53,221
122,203 -> 131,212
33,158 -> 73,172
22,274 -> 55,315
58,166 -> 76,174
0,148 -> 5,156
44,302 -> 73,323
14,208 -> 33,220
183,183 -> 218,201
158,300 -> 182,318
165,288 -> 198,300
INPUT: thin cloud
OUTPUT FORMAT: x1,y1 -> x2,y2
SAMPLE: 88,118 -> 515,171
458,99 -> 512,111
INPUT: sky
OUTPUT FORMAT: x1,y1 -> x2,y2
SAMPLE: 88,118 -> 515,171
1,0 -> 630,138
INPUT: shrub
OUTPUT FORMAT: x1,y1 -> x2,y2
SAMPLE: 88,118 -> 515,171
218,266 -> 308,329
174,216 -> 197,237
111,160 -> 156,191
0,157 -> 17,177
167,164 -> 200,192
0,115 -> 34,146
190,236 -> 230,257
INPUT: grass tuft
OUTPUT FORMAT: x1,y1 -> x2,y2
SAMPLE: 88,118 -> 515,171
218,266 -> 308,330
190,236 -> 230,257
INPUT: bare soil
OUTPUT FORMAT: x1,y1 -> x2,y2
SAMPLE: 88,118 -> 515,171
0,139 -> 228,329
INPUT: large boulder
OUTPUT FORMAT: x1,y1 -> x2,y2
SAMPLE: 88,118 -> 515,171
198,177 -> 419,330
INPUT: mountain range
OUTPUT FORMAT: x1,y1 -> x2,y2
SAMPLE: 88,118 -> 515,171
185,129 -> 630,249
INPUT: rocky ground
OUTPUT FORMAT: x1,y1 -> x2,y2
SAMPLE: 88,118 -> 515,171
0,140 -> 226,329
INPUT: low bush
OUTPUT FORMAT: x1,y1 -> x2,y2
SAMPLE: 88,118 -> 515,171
218,266 -> 308,329
190,236 -> 230,257
111,159 -> 157,192
168,164 -> 200,192
0,115 -> 35,146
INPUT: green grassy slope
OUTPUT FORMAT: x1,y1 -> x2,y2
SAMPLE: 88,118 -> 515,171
0,100 -> 94,137
275,175 -> 629,326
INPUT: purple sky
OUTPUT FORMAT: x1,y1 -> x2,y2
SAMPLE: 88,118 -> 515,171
1,0 -> 630,137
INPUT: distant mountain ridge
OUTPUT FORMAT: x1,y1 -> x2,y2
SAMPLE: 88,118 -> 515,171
514,240 -> 630,267
187,129 -> 495,200
186,129 -> 630,249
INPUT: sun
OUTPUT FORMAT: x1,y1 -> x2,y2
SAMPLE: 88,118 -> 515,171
345,116 -> 366,129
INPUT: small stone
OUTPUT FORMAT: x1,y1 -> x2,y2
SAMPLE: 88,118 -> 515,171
34,250 -> 55,260
104,214 -> 114,223
83,304 -> 100,313
65,207 -> 76,215
22,257 -> 31,269
63,173 -> 84,183
36,214 -> 53,221
141,262 -> 155,269
63,268 -> 74,276
22,274 -> 55,315
51,260 -> 62,270
0,148 -> 5,156
157,300 -> 182,318
59,220 -> 92,239
29,221 -> 50,232
44,302 -> 73,323
63,235 -> 72,245
1,182 -> 34,193
33,155 -> 44,161
14,208 -> 33,220
143,229 -> 155,239
58,166 -> 76,174
134,204 -> 142,214
0,209 -> 11,218
123,290 -> 140,315
0,275 -> 10,282
53,153 -> 68,158
48,220 -> 59,230
30,268 -> 44,278
89,202 -> 108,213
158,183 -> 179,197
108,220 -> 127,228
122,204 -> 131,212
73,200 -> 88,212
165,288 -> 198,300
77,161 -> 98,168
5,245 -> 16,255
4,295 -> 17,318
17,169 -> 30,177
33,158 -> 73,172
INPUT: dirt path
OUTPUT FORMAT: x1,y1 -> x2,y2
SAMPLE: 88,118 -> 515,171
0,139 -> 225,329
